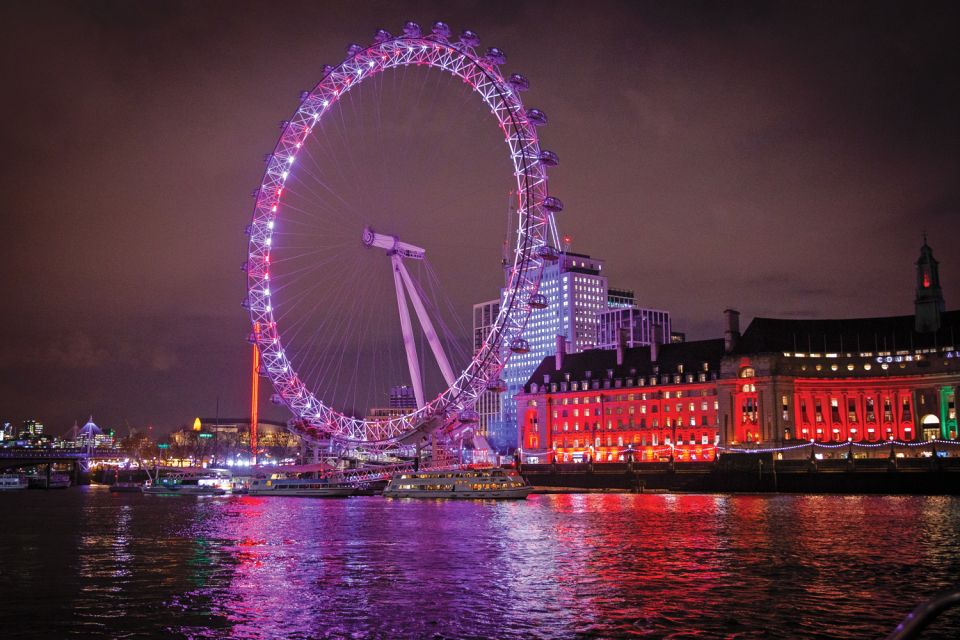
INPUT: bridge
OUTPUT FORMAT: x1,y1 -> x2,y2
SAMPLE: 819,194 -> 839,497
0,447 -> 123,474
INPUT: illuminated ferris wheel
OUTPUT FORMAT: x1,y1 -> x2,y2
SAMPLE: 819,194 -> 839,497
243,21 -> 562,448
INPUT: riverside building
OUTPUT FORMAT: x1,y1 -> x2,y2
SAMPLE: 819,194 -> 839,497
516,335 -> 724,463
518,239 -> 960,460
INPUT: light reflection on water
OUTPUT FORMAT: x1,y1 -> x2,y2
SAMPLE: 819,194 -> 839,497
1,489 -> 958,639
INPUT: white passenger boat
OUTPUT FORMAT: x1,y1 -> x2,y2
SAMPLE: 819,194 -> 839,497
383,467 -> 532,499
0,474 -> 29,491
143,470 -> 229,496
248,477 -> 355,497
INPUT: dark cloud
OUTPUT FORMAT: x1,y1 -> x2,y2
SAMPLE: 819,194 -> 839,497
1,0 -> 957,433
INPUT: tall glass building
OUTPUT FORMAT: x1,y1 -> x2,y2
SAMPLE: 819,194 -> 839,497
488,251 -> 609,450
472,298 -> 501,439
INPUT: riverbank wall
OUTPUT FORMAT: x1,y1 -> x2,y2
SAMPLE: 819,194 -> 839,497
520,456 -> 960,494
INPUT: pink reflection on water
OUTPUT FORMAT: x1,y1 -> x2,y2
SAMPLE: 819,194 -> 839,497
167,494 -> 960,639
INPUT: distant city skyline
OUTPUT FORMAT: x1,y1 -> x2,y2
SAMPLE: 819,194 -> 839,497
1,1 -> 957,433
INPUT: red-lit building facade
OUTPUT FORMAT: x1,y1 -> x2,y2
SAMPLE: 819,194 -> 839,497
719,311 -> 960,447
518,241 -> 960,460
720,240 -> 958,447
516,339 -> 725,463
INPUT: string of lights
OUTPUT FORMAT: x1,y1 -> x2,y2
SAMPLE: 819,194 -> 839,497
716,439 -> 960,454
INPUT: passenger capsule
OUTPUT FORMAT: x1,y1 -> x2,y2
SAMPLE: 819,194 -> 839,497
278,119 -> 290,129
243,224 -> 253,235
241,297 -> 251,309
298,90 -> 310,101
246,332 -> 258,344
431,21 -> 452,38
510,338 -> 530,354
508,73 -> 530,91
542,196 -> 564,213
321,64 -> 334,76
270,394 -> 284,406
485,47 -> 506,65
458,409 -> 480,424
402,21 -> 421,37
241,261 -> 248,272
536,245 -> 560,262
538,149 -> 560,167
526,108 -> 547,126
487,378 -> 508,393
346,43 -> 364,57
373,28 -> 392,43
250,188 -> 260,198
459,29 -> 480,48
528,293 -> 549,309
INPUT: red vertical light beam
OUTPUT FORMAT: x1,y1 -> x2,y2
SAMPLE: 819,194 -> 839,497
251,322 -> 260,464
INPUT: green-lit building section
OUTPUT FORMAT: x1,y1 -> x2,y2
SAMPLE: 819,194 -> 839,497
940,386 -> 957,439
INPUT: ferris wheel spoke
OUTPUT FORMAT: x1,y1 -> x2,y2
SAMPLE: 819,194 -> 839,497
286,147 -> 366,226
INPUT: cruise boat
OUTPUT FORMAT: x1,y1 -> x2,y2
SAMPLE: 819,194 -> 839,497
109,481 -> 145,493
27,473 -> 71,489
143,469 -> 229,496
0,474 -> 28,491
382,468 -> 532,499
248,477 -> 355,497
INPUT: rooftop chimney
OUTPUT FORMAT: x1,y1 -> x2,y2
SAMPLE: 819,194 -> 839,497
616,327 -> 628,366
650,323 -> 661,363
724,308 -> 741,353
555,334 -> 566,371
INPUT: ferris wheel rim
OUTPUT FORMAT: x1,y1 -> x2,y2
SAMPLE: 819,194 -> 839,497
244,28 -> 553,445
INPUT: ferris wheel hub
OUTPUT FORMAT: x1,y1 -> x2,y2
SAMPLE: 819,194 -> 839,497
361,225 -> 425,260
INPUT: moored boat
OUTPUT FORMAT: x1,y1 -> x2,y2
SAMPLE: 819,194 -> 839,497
383,467 -> 532,499
27,473 -> 71,489
143,469 -> 230,496
109,481 -> 145,493
248,477 -> 355,497
0,474 -> 29,491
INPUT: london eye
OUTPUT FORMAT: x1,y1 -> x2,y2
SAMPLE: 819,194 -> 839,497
243,21 -> 562,453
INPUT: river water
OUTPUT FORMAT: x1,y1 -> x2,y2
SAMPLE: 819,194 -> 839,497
1,488 -> 958,639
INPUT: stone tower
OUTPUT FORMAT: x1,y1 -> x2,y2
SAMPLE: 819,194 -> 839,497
914,235 -> 945,333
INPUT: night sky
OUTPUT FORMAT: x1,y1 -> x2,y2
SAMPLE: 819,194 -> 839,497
1,0 -> 957,435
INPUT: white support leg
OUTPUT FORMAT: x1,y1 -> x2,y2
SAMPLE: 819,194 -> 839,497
392,254 -> 425,408
395,258 -> 457,388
